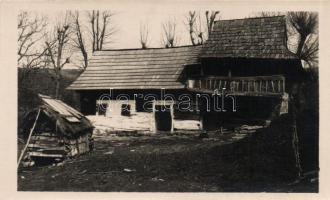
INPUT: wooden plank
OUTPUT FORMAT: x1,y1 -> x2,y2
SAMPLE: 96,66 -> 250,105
93,50 -> 200,57
54,99 -> 83,117
42,98 -> 72,116
92,51 -> 201,58
28,144 -> 64,150
64,136 -> 89,144
241,80 -> 244,92
68,84 -> 185,90
92,47 -> 201,57
200,75 -> 285,81
213,79 -> 217,89
187,88 -> 284,97
75,76 -> 181,83
29,140 -> 60,147
254,81 -> 258,92
31,135 -> 59,141
81,70 -> 181,76
28,152 -> 64,158
72,80 -> 182,85
33,132 -> 55,137
89,54 -> 201,62
89,57 -> 199,64
85,65 -> 186,72
89,62 -> 188,68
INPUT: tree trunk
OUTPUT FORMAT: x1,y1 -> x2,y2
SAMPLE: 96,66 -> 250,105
83,51 -> 88,69
55,77 -> 61,99
55,72 -> 62,99
297,34 -> 307,58
96,11 -> 100,50
189,29 -> 196,45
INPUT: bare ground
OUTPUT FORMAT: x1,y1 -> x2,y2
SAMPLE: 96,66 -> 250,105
17,127 -> 318,192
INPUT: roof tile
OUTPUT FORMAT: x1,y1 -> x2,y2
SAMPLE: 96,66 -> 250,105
68,45 -> 202,90
201,16 -> 296,59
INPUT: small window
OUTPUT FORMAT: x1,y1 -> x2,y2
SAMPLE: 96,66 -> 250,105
97,103 -> 107,116
121,104 -> 131,116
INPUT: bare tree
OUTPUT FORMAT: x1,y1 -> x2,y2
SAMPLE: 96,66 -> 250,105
140,22 -> 149,49
45,14 -> 71,99
288,12 -> 318,68
71,12 -> 88,69
88,10 -> 115,51
299,36 -> 318,68
18,12 -> 48,81
162,19 -> 177,48
252,12 -> 318,68
185,11 -> 207,45
205,11 -> 220,38
187,11 -> 198,45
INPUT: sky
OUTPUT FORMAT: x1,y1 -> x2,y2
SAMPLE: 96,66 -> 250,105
99,9 -> 254,49
42,9 -> 255,49
24,9 -> 274,68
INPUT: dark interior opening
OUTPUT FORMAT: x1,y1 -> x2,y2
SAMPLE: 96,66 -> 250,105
136,98 -> 152,112
97,103 -> 107,116
121,104 -> 131,116
155,105 -> 172,131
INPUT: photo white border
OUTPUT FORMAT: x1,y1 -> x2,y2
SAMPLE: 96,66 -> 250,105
1,0 -> 329,199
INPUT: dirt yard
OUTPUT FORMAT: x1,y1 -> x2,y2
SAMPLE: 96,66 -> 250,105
17,125 -> 318,192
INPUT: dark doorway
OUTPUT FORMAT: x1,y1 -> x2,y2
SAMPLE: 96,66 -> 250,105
155,105 -> 172,131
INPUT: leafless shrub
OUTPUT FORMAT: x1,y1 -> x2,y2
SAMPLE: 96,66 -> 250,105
205,11 -> 220,38
162,19 -> 177,48
140,22 -> 149,49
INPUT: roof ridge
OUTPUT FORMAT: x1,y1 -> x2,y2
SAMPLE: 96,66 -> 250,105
96,45 -> 202,52
214,15 -> 285,23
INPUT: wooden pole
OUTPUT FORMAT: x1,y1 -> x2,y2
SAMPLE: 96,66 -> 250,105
17,108 -> 41,169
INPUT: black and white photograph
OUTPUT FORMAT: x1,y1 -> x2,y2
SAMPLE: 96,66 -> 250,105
0,0 -> 327,197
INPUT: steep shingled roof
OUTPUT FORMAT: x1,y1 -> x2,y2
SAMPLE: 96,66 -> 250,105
201,16 -> 297,59
67,45 -> 202,90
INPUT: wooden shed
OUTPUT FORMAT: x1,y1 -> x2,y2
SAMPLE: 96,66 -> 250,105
20,94 -> 94,162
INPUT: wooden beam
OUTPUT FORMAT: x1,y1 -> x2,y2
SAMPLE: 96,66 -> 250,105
17,109 -> 41,169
